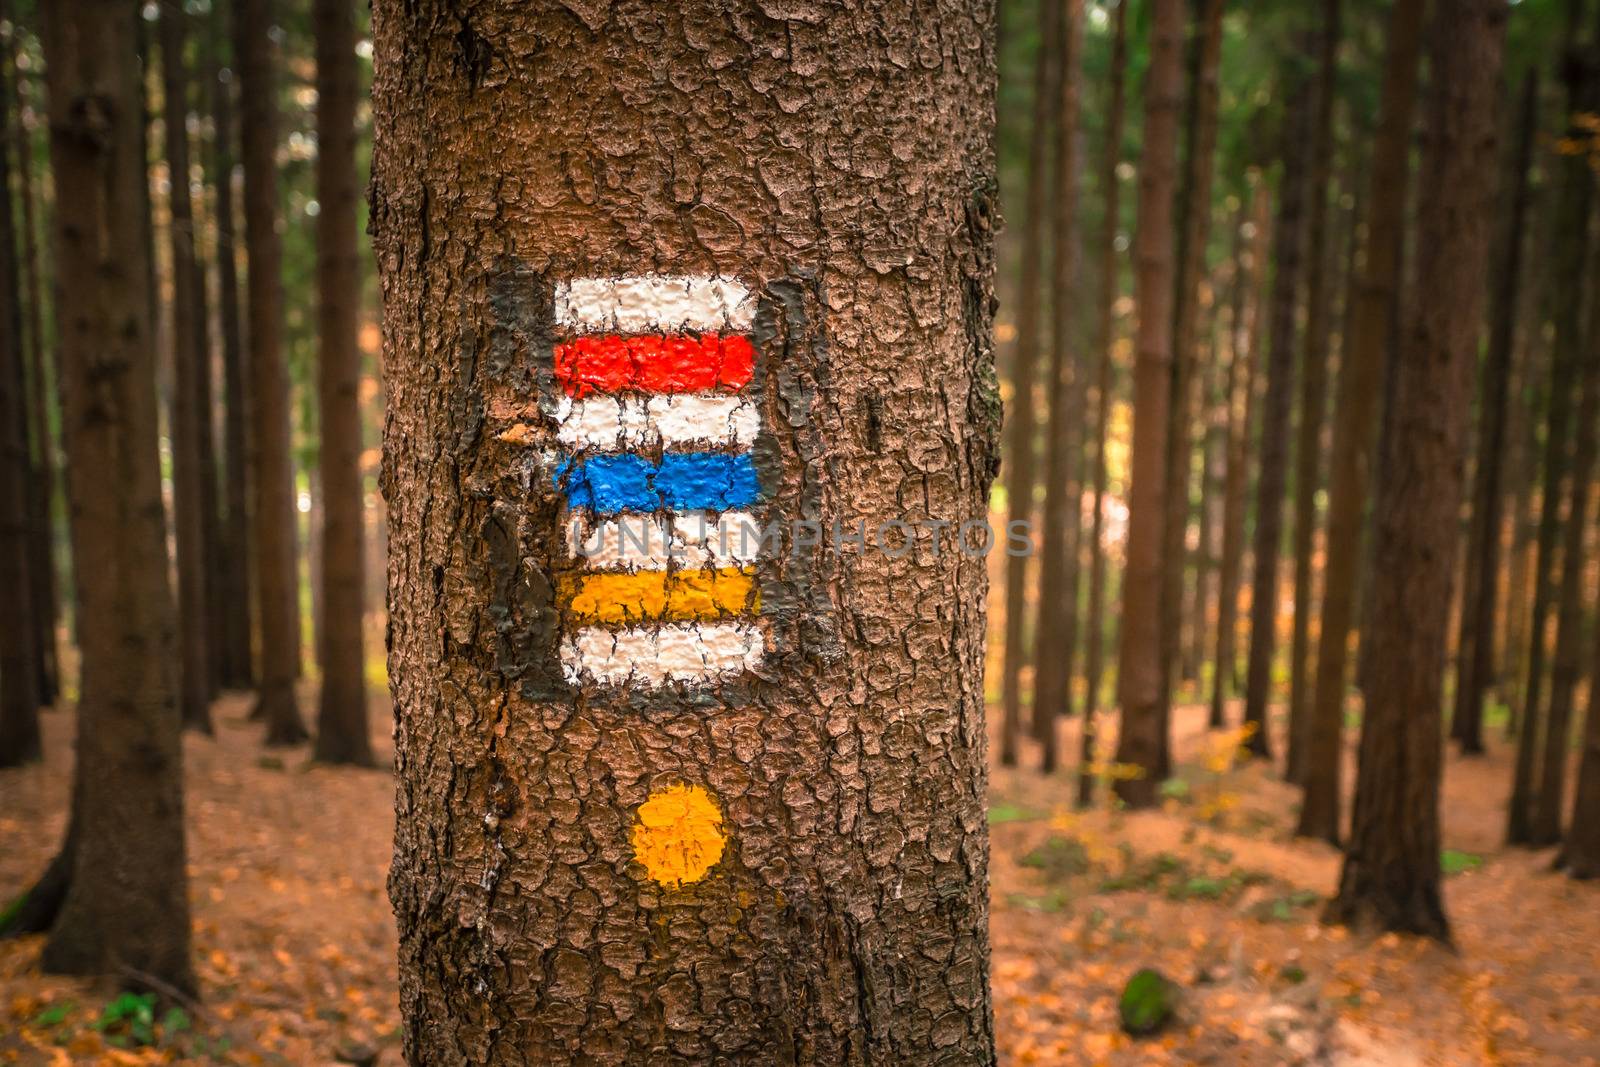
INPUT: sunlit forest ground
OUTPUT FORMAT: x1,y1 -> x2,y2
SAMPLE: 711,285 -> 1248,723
2,679 -> 1596,1065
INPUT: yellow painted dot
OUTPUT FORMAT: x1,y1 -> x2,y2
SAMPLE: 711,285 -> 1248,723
631,784 -> 726,888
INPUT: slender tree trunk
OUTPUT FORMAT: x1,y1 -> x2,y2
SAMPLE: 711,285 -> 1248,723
1114,0 -> 1185,808
1296,0 -> 1427,843
1330,0 -> 1504,940
1211,183 -> 1268,729
207,7 -> 253,690
9,2 -> 58,709
998,0 -> 1059,768
1286,0 -> 1341,785
1501,241 -> 1546,738
311,0 -> 373,765
1563,556 -> 1600,876
1455,73 -> 1537,757
236,0 -> 306,744
1530,242 -> 1600,846
0,14 -> 37,766
1080,0 -> 1129,809
38,0 -> 195,996
1186,302 -> 1221,688
1160,0 -> 1223,734
374,1 -> 1000,1059
1509,19 -> 1594,846
1241,58 -> 1313,762
1034,0 -> 1085,774
160,0 -> 214,734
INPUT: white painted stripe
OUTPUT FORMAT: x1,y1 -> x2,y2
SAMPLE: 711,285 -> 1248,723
565,511 -> 765,570
554,275 -> 756,333
553,394 -> 759,451
560,621 -> 764,687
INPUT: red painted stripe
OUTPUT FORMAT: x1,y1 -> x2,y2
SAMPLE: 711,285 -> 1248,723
554,334 -> 755,397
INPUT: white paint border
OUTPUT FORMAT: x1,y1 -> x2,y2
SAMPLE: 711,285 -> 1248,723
560,620 -> 764,687
564,511 -> 765,570
553,394 -> 759,451
554,275 -> 756,333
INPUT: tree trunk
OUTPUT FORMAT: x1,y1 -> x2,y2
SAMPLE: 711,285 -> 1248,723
1080,0 -> 1129,809
1455,73 -> 1537,757
1295,0 -> 1427,843
372,1 -> 1000,1060
1160,0 -> 1223,731
38,0 -> 195,996
1285,0 -> 1341,785
1114,0 -> 1185,808
1241,58 -> 1312,763
999,0 -> 1059,768
1210,182 -> 1268,729
160,0 -> 215,734
236,0 -> 306,744
1509,21 -> 1594,846
311,0 -> 373,766
207,5 -> 254,690
9,1 -> 59,710
1530,224 -> 1600,846
1562,556 -> 1600,876
0,10 -> 37,767
1033,0 -> 1085,774
1330,0 -> 1504,940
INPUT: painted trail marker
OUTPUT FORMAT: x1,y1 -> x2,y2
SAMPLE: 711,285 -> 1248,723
548,275 -> 767,691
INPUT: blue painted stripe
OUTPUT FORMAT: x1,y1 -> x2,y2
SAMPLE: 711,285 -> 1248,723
554,452 -> 762,513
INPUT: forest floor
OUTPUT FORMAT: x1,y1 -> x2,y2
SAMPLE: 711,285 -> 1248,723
1,690 -> 1597,1065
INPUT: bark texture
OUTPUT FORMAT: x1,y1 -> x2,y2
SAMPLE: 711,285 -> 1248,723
1564,595 -> 1600,876
9,0 -> 58,710
1286,0 -> 1341,784
998,0 -> 1058,768
38,0 -> 195,994
1159,0 -> 1223,725
1114,0 -> 1184,807
1241,59 -> 1312,763
208,7 -> 254,690
1033,0 -> 1084,773
1295,0 -> 1426,844
1081,0 -> 1128,808
1330,0 -> 1505,940
236,0 -> 306,744
0,8 -> 37,767
312,0 -> 372,766
160,0 -> 215,734
1509,25 -> 1595,845
1453,72 -> 1536,757
372,1 -> 999,1061
1210,183 -> 1267,730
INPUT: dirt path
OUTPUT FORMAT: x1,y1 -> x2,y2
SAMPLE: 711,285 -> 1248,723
1,695 -> 1596,1064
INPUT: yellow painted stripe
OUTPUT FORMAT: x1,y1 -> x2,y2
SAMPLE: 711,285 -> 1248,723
559,567 -> 757,625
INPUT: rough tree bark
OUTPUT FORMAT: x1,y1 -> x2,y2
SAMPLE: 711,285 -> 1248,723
0,10 -> 37,767
1563,560 -> 1600,876
1285,0 -> 1341,785
236,0 -> 306,743
1330,0 -> 1504,939
1509,13 -> 1594,846
1241,56 -> 1313,762
207,5 -> 254,690
1210,182 -> 1268,729
1295,0 -> 1426,843
8,0 -> 58,710
311,0 -> 373,766
1033,0 -> 1085,774
1081,0 -> 1129,808
1453,72 -> 1537,757
38,0 -> 195,995
1160,0 -> 1223,726
999,0 -> 1058,768
160,0 -> 215,734
372,0 -> 999,1060
1530,207 -> 1600,846
1115,0 -> 1185,808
